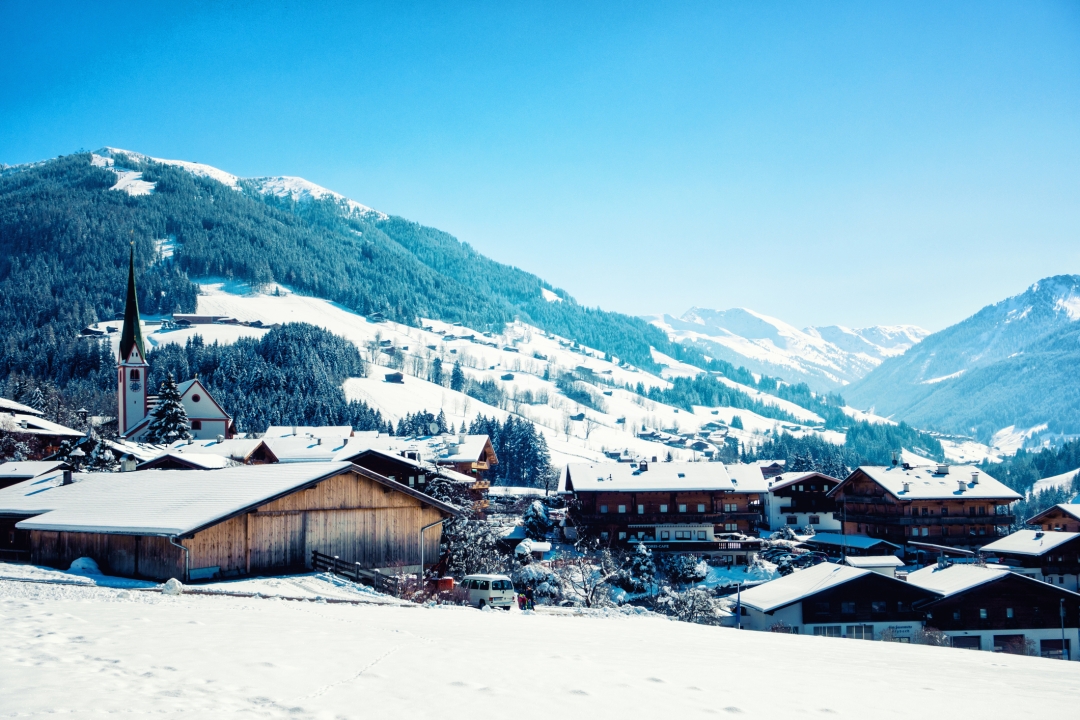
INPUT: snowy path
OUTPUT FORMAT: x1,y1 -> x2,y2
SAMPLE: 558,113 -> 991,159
2,580 -> 1078,718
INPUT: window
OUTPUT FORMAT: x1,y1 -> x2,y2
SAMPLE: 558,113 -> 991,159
618,532 -> 627,540
940,507 -> 949,516
600,505 -> 608,513
659,504 -> 668,513
846,625 -> 874,640
637,505 -> 644,514
841,602 -> 855,615
660,531 -> 670,540
921,507 -> 929,516
191,420 -> 202,431
617,505 -> 626,514
724,523 -> 737,531
697,503 -> 706,513
921,527 -> 929,537
813,626 -> 841,638
408,476 -> 415,487
809,516 -> 820,525
968,507 -> 976,517
478,580 -> 490,590
897,601 -> 910,612
978,506 -> 986,516
871,602 -> 887,614
600,532 -> 609,540
786,516 -> 798,525
797,485 -> 804,491
725,503 -> 738,512
674,530 -> 692,540
697,531 -> 707,540
679,504 -> 687,513
953,611 -> 961,621
1006,608 -> 1014,619
979,608 -> 987,619
814,602 -> 830,615
418,475 -> 425,485
191,394 -> 201,403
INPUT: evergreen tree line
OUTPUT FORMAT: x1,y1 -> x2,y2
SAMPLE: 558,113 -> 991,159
976,439 -> 1080,495
393,409 -> 449,437
146,323 -> 387,434
467,414 -> 554,488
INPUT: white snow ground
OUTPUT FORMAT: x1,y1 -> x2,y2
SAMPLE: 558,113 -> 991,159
1031,468 -> 1080,495
2,577 -> 1077,718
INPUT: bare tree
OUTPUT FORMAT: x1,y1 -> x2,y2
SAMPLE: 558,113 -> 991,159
553,539 -> 618,608
583,416 -> 600,441
562,412 -> 574,441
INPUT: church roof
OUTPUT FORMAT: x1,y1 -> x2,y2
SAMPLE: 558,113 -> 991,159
118,245 -> 146,363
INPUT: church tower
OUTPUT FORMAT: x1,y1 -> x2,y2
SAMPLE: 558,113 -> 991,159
118,245 -> 150,437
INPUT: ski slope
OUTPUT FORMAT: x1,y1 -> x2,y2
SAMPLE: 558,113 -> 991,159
2,578 -> 1077,719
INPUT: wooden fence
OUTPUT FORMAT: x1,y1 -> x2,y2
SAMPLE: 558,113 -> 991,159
310,550 -> 404,595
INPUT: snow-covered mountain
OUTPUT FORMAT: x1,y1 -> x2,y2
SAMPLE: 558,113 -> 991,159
845,275 -> 1080,443
647,307 -> 927,392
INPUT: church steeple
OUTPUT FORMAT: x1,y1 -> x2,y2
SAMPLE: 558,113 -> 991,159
118,244 -> 146,363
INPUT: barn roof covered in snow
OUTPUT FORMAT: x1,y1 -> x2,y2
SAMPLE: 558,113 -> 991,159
564,462 -> 735,493
831,465 -> 1021,502
737,562 -> 870,613
979,529 -> 1080,557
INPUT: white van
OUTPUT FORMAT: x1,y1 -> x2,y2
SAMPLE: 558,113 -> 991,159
461,574 -> 516,609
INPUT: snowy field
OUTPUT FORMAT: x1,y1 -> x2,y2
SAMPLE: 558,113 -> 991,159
2,577 -> 1078,719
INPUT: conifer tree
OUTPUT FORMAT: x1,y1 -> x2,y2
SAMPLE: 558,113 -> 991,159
144,373 -> 193,444
450,361 -> 465,392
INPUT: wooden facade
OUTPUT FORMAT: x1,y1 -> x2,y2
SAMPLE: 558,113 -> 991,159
831,469 -> 1015,548
27,469 -> 450,582
1029,505 -> 1080,533
570,488 -> 764,542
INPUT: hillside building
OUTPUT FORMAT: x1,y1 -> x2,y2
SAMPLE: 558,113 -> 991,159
980,529 -> 1080,591
827,463 -> 1021,549
1027,503 -> 1080,533
907,563 -> 1080,659
764,471 -> 842,531
116,248 -> 233,442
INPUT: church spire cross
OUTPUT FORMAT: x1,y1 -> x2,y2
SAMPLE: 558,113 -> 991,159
118,243 -> 147,364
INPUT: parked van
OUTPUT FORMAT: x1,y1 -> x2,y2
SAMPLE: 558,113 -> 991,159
461,574 -> 516,609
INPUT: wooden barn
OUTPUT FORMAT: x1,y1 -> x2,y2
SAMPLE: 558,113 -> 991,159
0,461 -> 459,582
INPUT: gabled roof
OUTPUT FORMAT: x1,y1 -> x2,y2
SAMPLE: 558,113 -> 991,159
565,462 -> 735,493
768,471 -> 841,493
176,378 -> 232,421
0,461 -> 69,480
980,529 -> 1080,556
843,555 -> 905,568
0,413 -> 84,438
832,465 -> 1022,502
725,463 -> 768,493
737,562 -> 870,613
0,397 -> 43,415
905,563 -> 1012,597
1027,503 -> 1080,525
263,435 -> 350,462
137,452 -> 235,470
4,462 -> 459,536
263,426 -> 354,439
166,437 -> 269,462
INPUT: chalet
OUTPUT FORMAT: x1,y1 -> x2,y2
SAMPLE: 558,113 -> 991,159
0,461 -> 70,490
0,412 -> 84,459
764,471 -> 842,531
1027,503 -> 1080,533
736,561 -> 937,639
0,462 -> 459,582
980,529 -> 1080,591
561,461 -> 766,561
907,563 -> 1080,660
117,250 -> 233,442
827,464 -> 1021,549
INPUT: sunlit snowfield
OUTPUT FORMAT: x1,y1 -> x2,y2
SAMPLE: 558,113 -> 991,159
2,578 -> 1078,718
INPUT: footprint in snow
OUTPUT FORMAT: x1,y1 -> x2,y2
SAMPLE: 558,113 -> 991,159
569,689 -> 589,696
723,708 -> 743,714
647,677 -> 664,683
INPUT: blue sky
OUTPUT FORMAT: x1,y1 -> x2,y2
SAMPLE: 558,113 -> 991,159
3,1 -> 1079,331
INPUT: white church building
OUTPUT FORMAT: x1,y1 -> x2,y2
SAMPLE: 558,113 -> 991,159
117,249 -> 233,441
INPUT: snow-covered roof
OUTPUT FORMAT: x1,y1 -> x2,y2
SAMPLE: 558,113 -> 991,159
263,435 -> 353,462
565,462 -> 735,493
337,446 -> 428,470
139,451 -> 234,470
263,426 -> 354,440
905,564 -> 1011,597
802,533 -> 900,551
0,461 -> 68,481
837,465 -> 1022,502
104,438 -> 163,462
440,435 -> 491,463
0,397 -> 43,415
768,471 -> 841,492
0,413 -> 84,438
980,529 -> 1080,556
4,462 -> 458,535
737,562 -> 869,613
486,486 -> 548,497
166,437 -> 268,461
1029,503 -> 1080,524
843,556 -> 905,568
725,464 -> 768,493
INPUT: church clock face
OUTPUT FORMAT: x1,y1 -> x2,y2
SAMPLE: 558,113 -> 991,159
129,381 -> 141,392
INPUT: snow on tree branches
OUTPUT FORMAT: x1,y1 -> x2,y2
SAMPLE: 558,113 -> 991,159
144,373 -> 193,444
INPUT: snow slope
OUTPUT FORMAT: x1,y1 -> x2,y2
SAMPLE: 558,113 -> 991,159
648,307 -> 927,392
2,579 -> 1077,719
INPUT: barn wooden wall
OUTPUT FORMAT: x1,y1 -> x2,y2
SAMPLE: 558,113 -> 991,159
186,471 -> 445,576
29,471 -> 447,581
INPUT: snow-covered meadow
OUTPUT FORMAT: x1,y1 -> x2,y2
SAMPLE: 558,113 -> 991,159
2,576 -> 1077,718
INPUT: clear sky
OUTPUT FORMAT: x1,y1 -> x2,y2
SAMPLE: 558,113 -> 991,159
3,1 -> 1079,332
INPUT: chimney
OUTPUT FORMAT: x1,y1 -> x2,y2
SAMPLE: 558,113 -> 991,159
958,480 -> 966,493
901,481 -> 910,493
1035,531 -> 1045,539
639,461 -> 649,472
216,434 -> 225,443
971,471 -> 979,485
61,470 -> 73,486
891,451 -> 899,467
936,463 -> 949,475
317,437 -> 322,446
